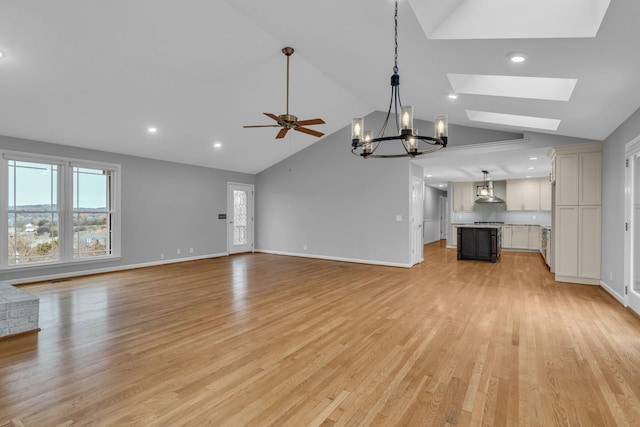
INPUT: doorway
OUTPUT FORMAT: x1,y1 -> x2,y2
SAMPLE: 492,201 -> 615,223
411,176 -> 424,265
227,183 -> 254,255
439,195 -> 448,240
626,137 -> 640,314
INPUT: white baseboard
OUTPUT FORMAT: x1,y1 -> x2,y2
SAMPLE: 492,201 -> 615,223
600,280 -> 625,305
6,253 -> 229,285
554,275 -> 600,286
254,249 -> 411,268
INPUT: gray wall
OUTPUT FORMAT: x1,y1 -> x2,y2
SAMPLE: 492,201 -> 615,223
424,185 -> 446,220
255,111 -> 523,266
602,107 -> 640,297
255,112 -> 412,265
0,134 -> 254,283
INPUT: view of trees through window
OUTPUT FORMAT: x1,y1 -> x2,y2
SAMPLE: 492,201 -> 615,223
8,161 -> 60,265
6,159 -> 113,265
73,167 -> 112,258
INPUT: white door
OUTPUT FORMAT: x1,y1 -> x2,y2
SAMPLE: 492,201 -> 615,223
626,142 -> 640,313
227,183 -> 254,255
411,176 -> 424,265
439,195 -> 447,240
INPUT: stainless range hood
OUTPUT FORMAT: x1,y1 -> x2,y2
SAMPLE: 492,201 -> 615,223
475,170 -> 505,204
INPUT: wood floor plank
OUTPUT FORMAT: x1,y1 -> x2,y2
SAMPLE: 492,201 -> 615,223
2,242 -> 640,426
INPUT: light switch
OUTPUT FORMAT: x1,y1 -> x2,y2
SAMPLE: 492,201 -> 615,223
396,215 -> 403,222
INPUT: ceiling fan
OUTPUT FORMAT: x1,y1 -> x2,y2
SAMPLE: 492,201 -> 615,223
243,47 -> 325,139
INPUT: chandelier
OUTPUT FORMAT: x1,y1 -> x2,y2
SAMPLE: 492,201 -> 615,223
351,1 -> 448,158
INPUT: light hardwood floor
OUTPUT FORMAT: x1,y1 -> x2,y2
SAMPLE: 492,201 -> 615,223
2,242 -> 640,426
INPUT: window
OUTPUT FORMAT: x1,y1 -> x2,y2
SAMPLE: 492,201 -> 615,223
72,166 -> 114,259
1,152 -> 120,269
7,160 -> 61,265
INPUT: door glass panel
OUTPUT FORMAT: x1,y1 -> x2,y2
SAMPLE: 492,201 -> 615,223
233,190 -> 248,246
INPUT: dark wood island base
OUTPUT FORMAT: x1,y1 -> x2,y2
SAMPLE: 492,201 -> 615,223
457,225 -> 502,263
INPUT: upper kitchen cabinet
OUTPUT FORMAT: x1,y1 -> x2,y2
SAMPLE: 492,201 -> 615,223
506,177 -> 550,211
540,180 -> 552,210
452,182 -> 474,211
553,145 -> 602,206
579,152 -> 602,205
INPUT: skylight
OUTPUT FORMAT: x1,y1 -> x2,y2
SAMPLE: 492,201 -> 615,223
466,110 -> 561,131
409,0 -> 611,40
448,74 -> 577,101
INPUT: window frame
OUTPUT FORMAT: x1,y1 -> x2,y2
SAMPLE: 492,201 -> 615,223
1,151 -> 121,270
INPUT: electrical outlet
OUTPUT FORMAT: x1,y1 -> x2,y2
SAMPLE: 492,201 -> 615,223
177,249 -> 181,255
160,253 -> 165,260
303,244 -> 308,251
189,247 -> 194,253
610,271 -> 613,281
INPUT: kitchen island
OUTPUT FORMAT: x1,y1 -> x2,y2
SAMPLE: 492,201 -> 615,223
457,224 -> 502,263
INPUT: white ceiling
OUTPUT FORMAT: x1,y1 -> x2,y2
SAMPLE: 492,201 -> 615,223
0,0 -> 639,178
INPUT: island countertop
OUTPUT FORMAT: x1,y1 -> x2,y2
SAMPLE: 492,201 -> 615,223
455,224 -> 502,229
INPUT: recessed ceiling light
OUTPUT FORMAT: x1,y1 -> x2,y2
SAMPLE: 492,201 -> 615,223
508,52 -> 527,63
529,157 -> 539,160
439,184 -> 444,188
526,176 -> 532,178
448,94 -> 458,99
0,51 -> 5,59
147,127 -> 158,134
426,174 -> 432,178
213,142 -> 222,149
528,167 -> 535,170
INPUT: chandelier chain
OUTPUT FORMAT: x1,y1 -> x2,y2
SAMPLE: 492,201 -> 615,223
393,0 -> 398,74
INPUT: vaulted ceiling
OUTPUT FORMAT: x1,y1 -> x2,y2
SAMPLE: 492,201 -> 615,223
0,0 -> 639,176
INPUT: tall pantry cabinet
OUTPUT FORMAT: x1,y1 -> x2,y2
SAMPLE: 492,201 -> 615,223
549,141 -> 602,285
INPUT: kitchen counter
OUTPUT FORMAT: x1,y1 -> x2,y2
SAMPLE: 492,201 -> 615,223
456,224 -> 502,229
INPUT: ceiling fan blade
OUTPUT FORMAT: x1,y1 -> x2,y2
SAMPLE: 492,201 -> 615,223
264,112 -> 286,125
243,124 -> 282,128
295,126 -> 324,138
296,118 -> 325,126
276,128 -> 290,139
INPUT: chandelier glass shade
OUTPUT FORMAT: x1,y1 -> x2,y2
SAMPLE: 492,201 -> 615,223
351,1 -> 448,158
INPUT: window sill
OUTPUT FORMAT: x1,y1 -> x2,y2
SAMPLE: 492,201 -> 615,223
1,255 -> 122,272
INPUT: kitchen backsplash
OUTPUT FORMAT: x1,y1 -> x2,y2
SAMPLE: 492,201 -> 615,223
452,208 -> 551,226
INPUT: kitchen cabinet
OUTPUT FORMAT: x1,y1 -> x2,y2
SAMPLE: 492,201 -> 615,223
540,180 -> 552,210
528,226 -> 540,250
555,151 -> 602,206
549,141 -> 602,284
510,226 -> 530,249
506,177 -> 549,211
502,225 -> 540,251
555,206 -> 579,277
452,182 -> 474,211
502,225 -> 512,248
451,225 -> 458,247
579,152 -> 602,205
578,206 -> 601,279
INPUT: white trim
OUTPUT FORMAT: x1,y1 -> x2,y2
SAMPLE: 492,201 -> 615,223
2,150 -> 120,170
554,275 -> 600,285
624,134 -> 640,310
600,280 -> 625,305
422,138 -> 531,157
3,253 -> 228,285
254,249 -> 412,268
227,182 -> 255,255
1,150 -> 122,269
